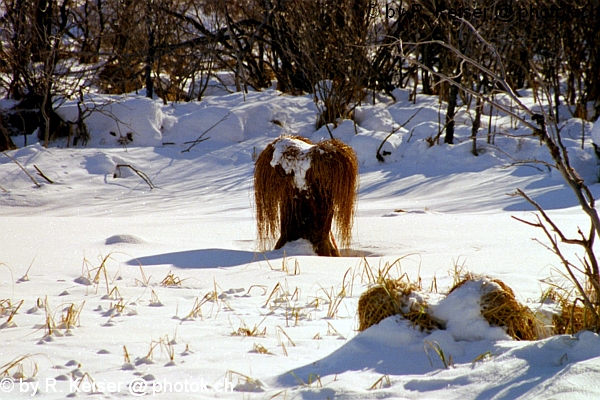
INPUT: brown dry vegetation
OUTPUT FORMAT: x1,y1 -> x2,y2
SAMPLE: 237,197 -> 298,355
1,1 -> 599,144
359,275 -> 553,341
254,136 -> 358,256
357,278 -> 442,332
553,300 -> 600,335
450,276 -> 549,341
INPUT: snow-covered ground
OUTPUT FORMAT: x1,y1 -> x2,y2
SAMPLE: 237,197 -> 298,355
1,86 -> 600,399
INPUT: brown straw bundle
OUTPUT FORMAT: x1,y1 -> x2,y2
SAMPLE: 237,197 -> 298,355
254,135 -> 358,256
450,276 -> 548,340
358,279 -> 442,332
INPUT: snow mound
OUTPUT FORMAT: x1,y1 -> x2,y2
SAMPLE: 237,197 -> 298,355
350,130 -> 404,166
170,106 -> 244,143
431,278 -> 510,341
238,103 -> 289,138
57,96 -> 176,146
354,105 -> 396,132
310,119 -> 365,143
105,234 -> 147,245
84,153 -> 116,175
272,239 -> 317,256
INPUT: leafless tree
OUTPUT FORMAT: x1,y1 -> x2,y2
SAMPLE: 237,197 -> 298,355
395,13 -> 600,331
0,0 -> 85,146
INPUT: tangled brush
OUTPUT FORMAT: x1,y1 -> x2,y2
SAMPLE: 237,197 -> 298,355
254,135 -> 358,256
357,279 -> 442,332
450,275 -> 548,340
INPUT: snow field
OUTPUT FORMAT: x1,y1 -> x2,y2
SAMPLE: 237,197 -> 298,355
1,87 -> 600,398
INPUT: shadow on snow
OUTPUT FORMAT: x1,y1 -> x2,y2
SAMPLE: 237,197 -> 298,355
127,248 -> 264,269
127,246 -> 378,269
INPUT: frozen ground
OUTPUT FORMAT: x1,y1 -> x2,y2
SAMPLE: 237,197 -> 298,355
1,87 -> 600,399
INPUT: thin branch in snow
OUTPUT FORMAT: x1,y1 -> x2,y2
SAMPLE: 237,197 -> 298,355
376,108 -> 422,162
2,152 -> 41,188
34,165 -> 54,184
114,164 -> 154,190
182,113 -> 230,153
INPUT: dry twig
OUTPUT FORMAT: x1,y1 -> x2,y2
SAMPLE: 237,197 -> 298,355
114,164 -> 154,189
2,152 -> 41,187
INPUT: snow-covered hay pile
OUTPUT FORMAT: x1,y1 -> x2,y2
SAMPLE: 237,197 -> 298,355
358,278 -> 441,332
254,135 -> 358,256
359,275 -> 548,341
449,276 -> 548,341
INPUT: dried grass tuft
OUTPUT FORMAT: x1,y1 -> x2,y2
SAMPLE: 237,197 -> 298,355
1,354 -> 41,381
59,302 -> 85,330
160,271 -> 183,287
254,135 -> 358,254
553,301 -> 599,335
232,322 -> 267,337
251,343 -> 271,354
357,279 -> 442,332
450,275 -> 548,341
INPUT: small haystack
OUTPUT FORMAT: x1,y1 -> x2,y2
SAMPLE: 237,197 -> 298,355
357,279 -> 442,332
450,275 -> 548,340
254,135 -> 358,256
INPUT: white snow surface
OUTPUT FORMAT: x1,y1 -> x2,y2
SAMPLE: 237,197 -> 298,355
1,87 -> 600,399
270,136 -> 315,190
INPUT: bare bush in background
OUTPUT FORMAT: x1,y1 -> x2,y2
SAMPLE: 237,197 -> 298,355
1,0 -> 599,144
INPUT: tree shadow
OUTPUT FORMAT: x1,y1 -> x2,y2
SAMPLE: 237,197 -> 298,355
127,248 -> 262,269
127,246 -> 378,269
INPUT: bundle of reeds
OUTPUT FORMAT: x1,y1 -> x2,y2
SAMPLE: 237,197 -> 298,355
358,279 -> 442,332
254,135 -> 358,256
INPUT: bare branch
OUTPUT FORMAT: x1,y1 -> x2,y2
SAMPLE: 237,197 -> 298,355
376,108 -> 422,162
2,152 -> 41,188
182,112 -> 230,153
512,189 -> 600,326
114,164 -> 154,190
34,165 -> 54,184
395,44 -> 538,132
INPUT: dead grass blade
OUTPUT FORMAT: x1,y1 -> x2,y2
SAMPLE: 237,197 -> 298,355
160,271 -> 183,287
424,340 -> 453,369
369,374 -> 391,390
231,317 -> 267,337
